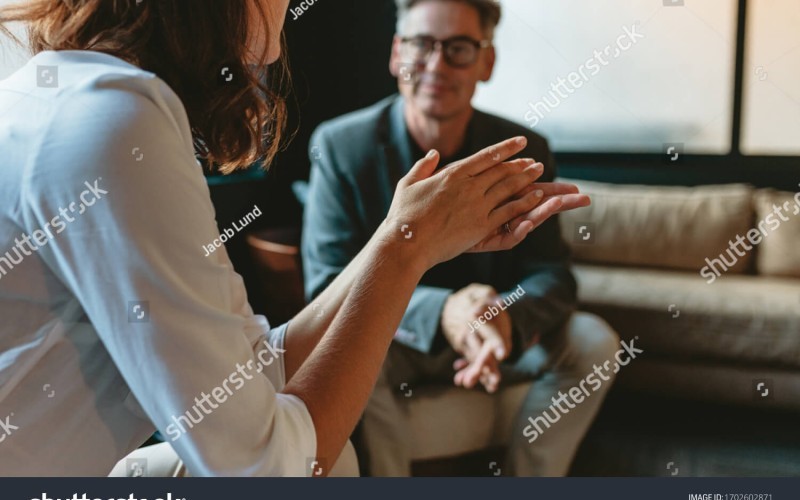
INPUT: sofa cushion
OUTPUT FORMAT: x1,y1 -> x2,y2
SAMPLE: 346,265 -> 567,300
754,188 -> 800,278
558,179 -> 754,274
574,264 -> 800,369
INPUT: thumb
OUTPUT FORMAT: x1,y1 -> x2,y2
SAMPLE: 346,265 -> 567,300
403,149 -> 440,184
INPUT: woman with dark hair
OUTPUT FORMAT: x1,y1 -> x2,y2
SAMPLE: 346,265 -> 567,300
0,0 -> 588,476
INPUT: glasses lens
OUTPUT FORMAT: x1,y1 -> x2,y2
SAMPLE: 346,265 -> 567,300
403,37 -> 433,63
445,40 -> 478,67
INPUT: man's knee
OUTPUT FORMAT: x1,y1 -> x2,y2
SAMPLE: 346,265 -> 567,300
564,312 -> 620,368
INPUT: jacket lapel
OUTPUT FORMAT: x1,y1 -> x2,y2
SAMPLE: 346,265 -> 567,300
376,96 -> 414,215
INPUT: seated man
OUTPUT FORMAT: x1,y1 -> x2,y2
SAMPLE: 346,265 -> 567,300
302,0 -> 620,476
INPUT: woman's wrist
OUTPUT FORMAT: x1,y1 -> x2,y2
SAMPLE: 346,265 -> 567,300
372,218 -> 430,280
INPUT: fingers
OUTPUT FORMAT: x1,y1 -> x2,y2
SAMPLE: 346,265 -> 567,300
461,329 -> 482,360
503,193 -> 589,232
479,362 -> 501,393
525,182 -> 580,198
489,187 -> 546,229
453,358 -> 470,371
494,182 -> 581,210
469,307 -> 508,361
455,342 -> 498,390
477,159 -> 542,192
461,283 -> 497,303
402,149 -> 440,185
512,194 -> 591,231
466,214 -> 534,253
448,136 -> 528,178
454,356 -> 501,393
483,164 -> 543,207
544,193 -> 591,213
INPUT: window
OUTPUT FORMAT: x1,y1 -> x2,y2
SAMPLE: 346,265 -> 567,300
741,0 -> 800,156
473,0 -> 738,154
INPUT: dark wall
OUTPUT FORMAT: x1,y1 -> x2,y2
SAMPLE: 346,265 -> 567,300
257,0 -> 400,228
209,0 -> 399,316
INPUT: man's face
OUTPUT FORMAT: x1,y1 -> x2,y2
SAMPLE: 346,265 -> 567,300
390,1 -> 495,120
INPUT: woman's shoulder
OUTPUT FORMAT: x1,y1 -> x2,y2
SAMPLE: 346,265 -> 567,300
17,51 -> 196,172
34,50 -> 190,139
7,50 -> 203,201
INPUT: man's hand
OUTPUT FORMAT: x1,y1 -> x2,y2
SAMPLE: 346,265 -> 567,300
468,182 -> 589,253
441,284 -> 513,392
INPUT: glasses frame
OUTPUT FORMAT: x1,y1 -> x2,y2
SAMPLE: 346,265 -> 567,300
399,35 -> 493,68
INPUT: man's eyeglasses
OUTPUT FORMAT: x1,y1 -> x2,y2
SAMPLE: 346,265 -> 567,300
399,35 -> 492,68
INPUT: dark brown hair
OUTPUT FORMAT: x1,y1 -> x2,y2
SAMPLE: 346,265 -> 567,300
0,0 -> 289,174
395,0 -> 502,38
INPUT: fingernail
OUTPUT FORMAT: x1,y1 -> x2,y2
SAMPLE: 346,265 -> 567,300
426,149 -> 437,159
515,137 -> 527,146
534,189 -> 544,197
534,162 -> 543,170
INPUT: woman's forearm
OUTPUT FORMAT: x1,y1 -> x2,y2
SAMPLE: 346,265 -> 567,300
281,226 -> 425,473
283,231 -> 384,379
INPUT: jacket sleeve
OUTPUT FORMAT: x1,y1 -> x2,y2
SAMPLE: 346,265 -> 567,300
301,126 -> 368,302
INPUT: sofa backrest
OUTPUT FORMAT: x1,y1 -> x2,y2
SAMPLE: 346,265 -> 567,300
753,188 -> 800,279
557,179 -> 755,274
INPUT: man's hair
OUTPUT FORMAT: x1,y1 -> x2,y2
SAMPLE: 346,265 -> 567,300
395,0 -> 502,39
0,0 -> 290,174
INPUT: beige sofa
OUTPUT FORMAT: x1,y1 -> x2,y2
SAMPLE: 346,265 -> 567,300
558,179 -> 800,414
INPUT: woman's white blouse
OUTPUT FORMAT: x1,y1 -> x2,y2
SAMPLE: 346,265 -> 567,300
0,50 -> 316,476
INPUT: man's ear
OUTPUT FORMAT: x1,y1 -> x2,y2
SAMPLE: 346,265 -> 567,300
480,46 -> 496,82
389,35 -> 403,78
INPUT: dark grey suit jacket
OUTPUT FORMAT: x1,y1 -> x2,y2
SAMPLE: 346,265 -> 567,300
302,94 -> 577,357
